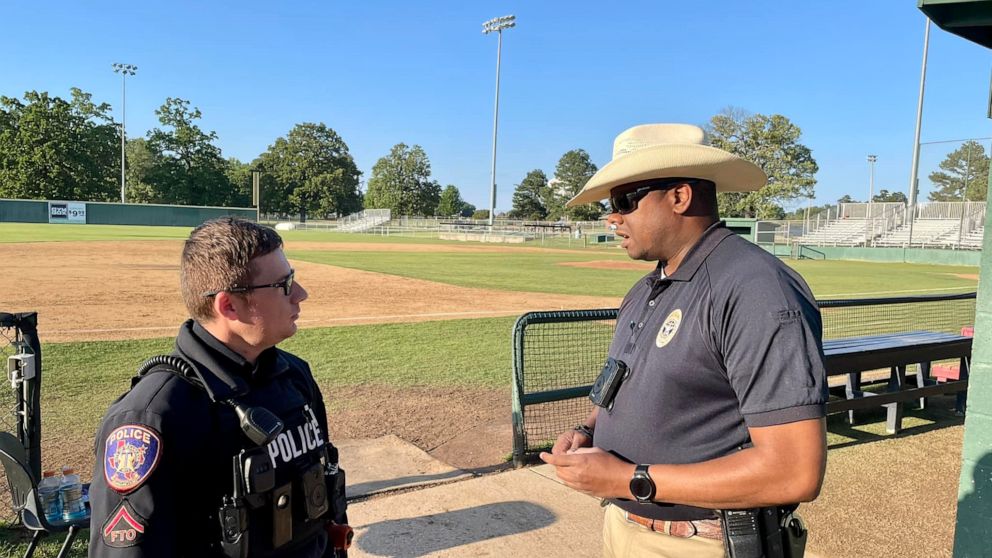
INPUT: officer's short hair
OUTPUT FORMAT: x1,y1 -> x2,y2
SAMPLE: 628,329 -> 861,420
181,217 -> 284,322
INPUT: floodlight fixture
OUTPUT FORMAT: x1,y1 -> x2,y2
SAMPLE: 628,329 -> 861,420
482,15 -> 515,34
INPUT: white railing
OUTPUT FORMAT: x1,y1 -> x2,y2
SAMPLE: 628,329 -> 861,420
337,209 -> 392,232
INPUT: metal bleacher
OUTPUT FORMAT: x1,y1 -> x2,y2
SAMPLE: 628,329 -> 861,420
795,219 -> 878,246
874,219 -> 960,247
794,202 -> 986,250
336,209 -> 392,232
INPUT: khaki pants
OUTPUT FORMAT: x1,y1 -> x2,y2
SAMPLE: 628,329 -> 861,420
602,504 -> 727,558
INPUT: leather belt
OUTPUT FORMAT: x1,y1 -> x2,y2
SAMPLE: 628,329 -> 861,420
623,510 -> 723,541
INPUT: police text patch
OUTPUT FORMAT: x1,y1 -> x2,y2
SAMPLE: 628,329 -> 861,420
104,424 -> 162,493
102,500 -> 146,547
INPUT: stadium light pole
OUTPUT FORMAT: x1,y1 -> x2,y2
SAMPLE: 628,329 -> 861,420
251,168 -> 262,224
907,19 -> 930,245
112,63 -> 137,204
867,154 -> 877,218
482,14 -> 516,228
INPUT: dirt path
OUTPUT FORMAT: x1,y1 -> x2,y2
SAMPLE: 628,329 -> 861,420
0,240 -> 621,342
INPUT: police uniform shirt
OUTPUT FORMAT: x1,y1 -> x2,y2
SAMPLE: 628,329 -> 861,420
595,221 -> 828,521
89,320 -> 335,557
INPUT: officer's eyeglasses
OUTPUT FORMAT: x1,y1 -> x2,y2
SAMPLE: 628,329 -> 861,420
609,178 -> 701,215
202,270 -> 295,298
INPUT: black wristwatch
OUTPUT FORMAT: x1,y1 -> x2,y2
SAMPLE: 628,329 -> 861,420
629,464 -> 656,503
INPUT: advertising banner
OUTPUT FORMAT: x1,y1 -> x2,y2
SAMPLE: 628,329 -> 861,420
48,202 -> 87,224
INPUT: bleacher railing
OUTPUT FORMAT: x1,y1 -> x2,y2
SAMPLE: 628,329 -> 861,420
793,201 -> 986,250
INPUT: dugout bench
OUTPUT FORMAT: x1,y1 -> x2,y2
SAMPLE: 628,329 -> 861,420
510,292 -> 977,467
823,330 -> 971,434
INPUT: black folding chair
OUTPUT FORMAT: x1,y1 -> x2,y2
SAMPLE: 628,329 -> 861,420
0,432 -> 89,558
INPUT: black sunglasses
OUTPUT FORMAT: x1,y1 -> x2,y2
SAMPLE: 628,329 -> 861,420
202,269 -> 295,298
609,178 -> 701,215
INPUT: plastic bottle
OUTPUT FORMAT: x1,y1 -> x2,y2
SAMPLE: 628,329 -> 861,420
38,470 -> 63,524
60,467 -> 88,521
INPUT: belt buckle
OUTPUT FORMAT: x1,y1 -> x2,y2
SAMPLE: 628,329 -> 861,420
667,520 -> 698,538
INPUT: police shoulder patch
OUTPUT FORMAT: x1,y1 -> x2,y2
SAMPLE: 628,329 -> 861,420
102,499 -> 147,547
104,424 -> 162,494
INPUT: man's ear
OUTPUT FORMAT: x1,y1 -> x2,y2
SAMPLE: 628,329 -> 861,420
212,291 -> 242,322
670,183 -> 694,215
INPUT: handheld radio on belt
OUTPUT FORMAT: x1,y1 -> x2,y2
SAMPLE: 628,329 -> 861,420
721,506 -> 807,558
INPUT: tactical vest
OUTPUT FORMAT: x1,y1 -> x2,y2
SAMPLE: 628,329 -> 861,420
136,355 -> 347,558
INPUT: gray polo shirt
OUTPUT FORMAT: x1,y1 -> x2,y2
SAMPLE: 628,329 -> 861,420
596,221 -> 827,521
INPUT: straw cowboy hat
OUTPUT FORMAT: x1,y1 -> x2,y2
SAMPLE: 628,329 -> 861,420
566,123 -> 767,207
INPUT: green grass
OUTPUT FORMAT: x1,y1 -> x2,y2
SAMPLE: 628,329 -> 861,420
40,318 -> 515,437
0,223 -> 194,242
291,249 -> 640,297
289,249 -> 978,299
0,222 -> 615,251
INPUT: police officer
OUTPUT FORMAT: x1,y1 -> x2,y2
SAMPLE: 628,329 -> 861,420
541,124 -> 828,557
89,217 -> 348,557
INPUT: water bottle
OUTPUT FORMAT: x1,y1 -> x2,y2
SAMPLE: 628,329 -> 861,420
38,470 -> 63,524
60,467 -> 88,521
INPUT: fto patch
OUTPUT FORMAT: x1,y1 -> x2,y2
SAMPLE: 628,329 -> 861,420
102,500 -> 146,547
655,309 -> 683,348
104,424 -> 162,493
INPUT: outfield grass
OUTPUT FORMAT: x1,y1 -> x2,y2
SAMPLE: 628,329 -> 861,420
290,249 -> 978,299
0,223 -> 611,249
0,223 -> 194,242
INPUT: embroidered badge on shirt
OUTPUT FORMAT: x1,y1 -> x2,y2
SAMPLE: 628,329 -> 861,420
104,424 -> 162,494
102,499 -> 146,547
656,309 -> 683,348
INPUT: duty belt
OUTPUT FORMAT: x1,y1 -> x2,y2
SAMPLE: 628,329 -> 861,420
622,509 -> 724,541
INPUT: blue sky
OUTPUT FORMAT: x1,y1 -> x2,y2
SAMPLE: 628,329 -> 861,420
3,1 -> 991,212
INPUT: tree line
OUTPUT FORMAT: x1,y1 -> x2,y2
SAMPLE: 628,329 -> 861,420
7,89 -> 978,222
0,88 -> 478,221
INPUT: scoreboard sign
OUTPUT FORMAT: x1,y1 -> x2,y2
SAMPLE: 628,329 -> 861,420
48,202 -> 87,224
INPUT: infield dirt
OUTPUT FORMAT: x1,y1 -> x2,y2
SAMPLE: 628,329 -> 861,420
1,240 -> 622,342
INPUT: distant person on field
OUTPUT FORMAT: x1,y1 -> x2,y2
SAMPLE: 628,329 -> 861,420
541,124 -> 827,558
89,217 -> 350,557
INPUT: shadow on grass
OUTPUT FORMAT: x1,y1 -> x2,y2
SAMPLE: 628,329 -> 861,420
827,393 -> 965,451
0,525 -> 89,558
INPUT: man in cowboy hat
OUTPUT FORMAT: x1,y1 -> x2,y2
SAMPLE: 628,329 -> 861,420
540,124 -> 827,557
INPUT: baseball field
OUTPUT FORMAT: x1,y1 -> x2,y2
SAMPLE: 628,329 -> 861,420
0,222 -> 980,557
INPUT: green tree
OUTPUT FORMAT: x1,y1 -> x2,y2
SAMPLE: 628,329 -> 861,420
0,89 -> 119,201
436,185 -> 466,216
145,98 -> 235,206
222,157 -> 253,208
837,194 -> 858,204
550,149 -> 603,221
509,169 -> 549,219
873,190 -> 907,203
364,143 -> 441,216
707,108 -> 818,218
471,209 -> 490,220
122,138 -> 160,203
928,140 -> 989,202
255,123 -> 362,221
459,202 -> 476,218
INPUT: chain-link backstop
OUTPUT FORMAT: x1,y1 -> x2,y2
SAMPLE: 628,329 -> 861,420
511,292 -> 977,467
0,312 -> 43,525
